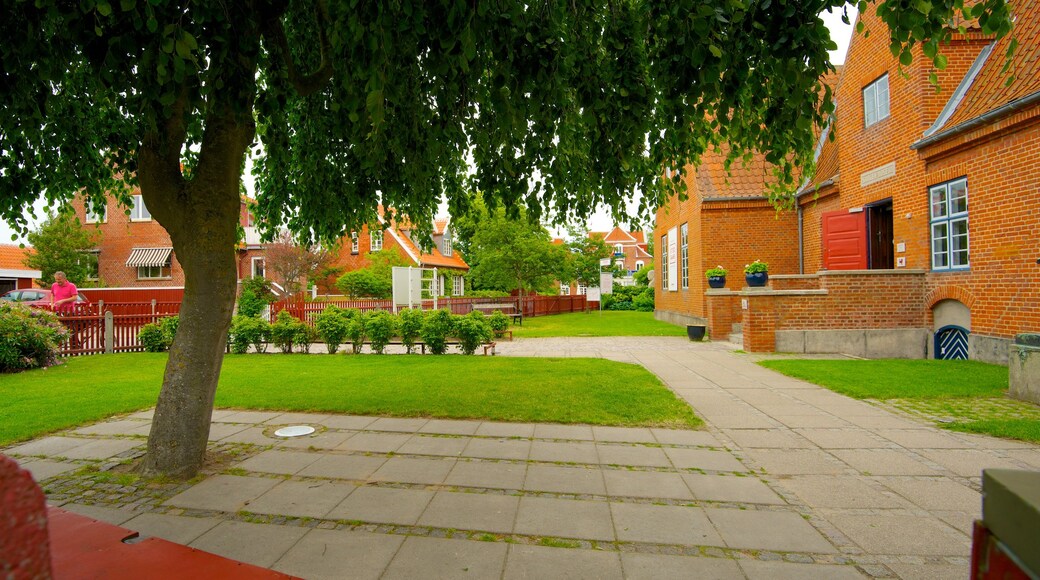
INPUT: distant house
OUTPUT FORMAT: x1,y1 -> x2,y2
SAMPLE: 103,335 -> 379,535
557,227 -> 652,295
318,212 -> 469,296
0,245 -> 41,293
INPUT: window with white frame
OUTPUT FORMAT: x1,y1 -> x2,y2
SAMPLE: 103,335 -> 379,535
577,283 -> 587,295
351,231 -> 359,254
680,223 -> 689,289
614,244 -> 623,255
453,275 -> 464,296
443,231 -> 453,256
929,178 -> 969,271
660,234 -> 669,290
635,260 -> 644,270
863,74 -> 890,128
130,195 -> 152,221
85,202 -> 106,224
138,259 -> 171,280
560,284 -> 571,296
251,257 -> 266,278
370,229 -> 383,251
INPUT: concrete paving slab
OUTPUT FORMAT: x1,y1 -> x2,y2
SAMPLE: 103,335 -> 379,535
705,508 -> 837,553
743,449 -> 847,475
318,415 -> 376,430
398,435 -> 470,457
591,426 -> 656,443
59,503 -> 136,525
781,475 -> 910,509
524,464 -> 606,495
17,459 -> 81,481
475,422 -> 536,438
620,552 -> 744,580
444,460 -> 527,490
596,444 -> 671,468
234,449 -> 321,475
721,429 -> 815,449
217,426 -> 273,446
127,409 -> 155,420
463,438 -> 531,461
275,429 -> 354,450
529,441 -> 598,464
825,513 -> 971,555
842,414 -> 922,430
611,502 -> 724,546
207,422 -> 250,441
877,477 -> 981,512
876,429 -> 972,449
531,424 -> 595,441
886,562 -> 966,580
368,456 -> 456,485
1005,448 -> 1040,468
326,485 -> 433,525
382,536 -> 508,580
771,414 -> 851,428
738,560 -> 867,579
418,419 -> 482,435
272,528 -> 402,580
701,414 -> 781,429
514,496 -> 614,541
831,450 -> 941,476
651,429 -> 721,447
914,449 -> 1023,477
246,479 -> 355,518
266,412 -> 331,425
72,420 -> 151,437
297,453 -> 387,480
418,491 -> 519,534
935,510 -> 976,536
795,428 -> 887,449
217,410 -> 282,424
166,474 -> 280,512
681,474 -> 785,505
60,438 -> 142,460
603,470 -> 693,500
122,512 -> 222,544
503,544 -> 622,580
664,448 -> 748,472
367,417 -> 429,432
336,432 -> 409,453
5,436 -> 94,458
189,520 -> 309,568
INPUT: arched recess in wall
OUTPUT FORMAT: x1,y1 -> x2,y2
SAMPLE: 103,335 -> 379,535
931,298 -> 971,360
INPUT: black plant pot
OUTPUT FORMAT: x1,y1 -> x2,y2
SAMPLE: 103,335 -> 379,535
707,276 -> 726,289
687,325 -> 707,341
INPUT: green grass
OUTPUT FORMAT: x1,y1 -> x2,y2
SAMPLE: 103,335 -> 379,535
943,419 -> 1040,443
757,359 -> 1008,399
0,353 -> 700,446
513,311 -> 687,338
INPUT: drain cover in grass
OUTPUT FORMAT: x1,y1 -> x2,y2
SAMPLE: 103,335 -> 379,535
274,425 -> 315,437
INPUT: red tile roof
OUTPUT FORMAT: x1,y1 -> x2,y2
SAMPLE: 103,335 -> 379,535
0,244 -> 34,271
694,147 -> 775,199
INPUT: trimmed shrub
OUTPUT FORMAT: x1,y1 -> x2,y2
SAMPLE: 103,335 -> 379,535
0,304 -> 68,372
138,315 -> 179,352
398,308 -> 425,354
230,315 -> 270,354
271,310 -> 305,353
294,323 -> 318,353
420,309 -> 454,355
238,276 -> 275,318
466,290 -> 510,298
365,310 -> 398,354
488,311 -> 509,335
633,287 -> 655,312
314,305 -> 350,354
455,312 -> 493,355
159,315 -> 179,344
344,309 -> 366,354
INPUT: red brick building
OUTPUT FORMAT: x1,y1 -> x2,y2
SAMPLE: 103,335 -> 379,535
654,4 -> 1039,365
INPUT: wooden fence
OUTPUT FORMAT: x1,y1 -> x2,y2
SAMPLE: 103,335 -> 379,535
56,311 -> 177,356
270,295 -> 588,325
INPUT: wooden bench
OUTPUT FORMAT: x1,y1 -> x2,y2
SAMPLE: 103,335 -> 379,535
471,303 -> 523,325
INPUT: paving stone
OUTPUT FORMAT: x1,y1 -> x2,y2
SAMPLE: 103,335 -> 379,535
738,560 -> 866,579
842,415 -> 921,430
705,508 -> 837,553
190,520 -> 309,568
275,430 -> 354,450
825,513 -> 971,556
207,423 -> 251,441
620,552 -> 744,580
875,429 -> 971,449
326,485 -> 433,525
664,448 -> 748,472
934,510 -> 977,536
795,429 -> 887,449
165,474 -> 280,512
532,424 -> 595,441
529,441 -> 598,464
234,449 -> 321,475
246,479 -> 355,519
1004,449 -> 1040,469
514,496 -> 614,541
722,429 -> 815,449
463,438 -> 531,461
681,474 -> 785,505
272,528 -> 401,579
368,456 -> 456,485
418,491 -> 519,534
877,477 -> 981,512
772,414 -> 852,428
603,470 -> 694,500
126,409 -> 155,420
297,454 -> 387,480
743,449 -> 847,475
407,419 -> 480,436
781,475 -> 909,509
218,410 -> 282,424
611,502 -> 723,546
5,436 -> 93,458
914,449 -> 1023,477
267,412 -> 331,425
61,439 -> 143,460
704,414 -> 782,429
398,435 -> 470,457
216,426 -> 273,446
475,422 -> 536,438
831,450 -> 940,476
60,503 -> 136,525
503,544 -> 622,580
444,460 -> 527,490
122,512 -> 222,544
886,562 -> 966,580
336,432 -> 410,453
17,459 -> 80,482
318,415 -> 376,430
524,464 -> 606,495
367,417 -> 430,432
383,536 -> 508,580
651,429 -> 721,447
591,426 -> 656,443
72,420 -> 151,437
596,444 -> 671,468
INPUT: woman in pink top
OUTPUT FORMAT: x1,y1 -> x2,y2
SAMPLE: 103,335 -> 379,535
50,271 -> 79,314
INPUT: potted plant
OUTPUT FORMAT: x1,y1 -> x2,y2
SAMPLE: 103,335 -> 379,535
744,260 -> 769,287
705,265 -> 727,289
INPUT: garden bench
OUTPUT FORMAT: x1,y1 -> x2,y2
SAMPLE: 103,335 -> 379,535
471,303 -> 523,325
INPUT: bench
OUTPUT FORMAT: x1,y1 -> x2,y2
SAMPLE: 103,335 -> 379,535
471,303 -> 523,325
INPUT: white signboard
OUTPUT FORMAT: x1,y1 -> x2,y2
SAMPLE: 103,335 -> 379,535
599,258 -> 612,267
392,267 -> 423,307
667,227 -> 678,291
586,287 -> 602,302
599,272 -> 613,294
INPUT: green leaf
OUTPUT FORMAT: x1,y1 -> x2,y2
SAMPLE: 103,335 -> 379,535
708,44 -> 722,58
97,2 -> 112,16
366,89 -> 385,127
899,50 -> 913,66
147,17 -> 157,33
935,54 -> 948,70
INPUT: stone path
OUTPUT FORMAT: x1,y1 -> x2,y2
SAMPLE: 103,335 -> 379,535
6,337 -> 1040,579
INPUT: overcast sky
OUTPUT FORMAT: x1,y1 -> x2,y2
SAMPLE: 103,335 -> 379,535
1,8 -> 856,244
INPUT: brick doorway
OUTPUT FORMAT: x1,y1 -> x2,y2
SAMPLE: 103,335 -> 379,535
866,199 -> 893,269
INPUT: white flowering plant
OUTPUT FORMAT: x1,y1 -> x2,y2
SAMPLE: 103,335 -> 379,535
744,260 -> 768,275
705,265 -> 727,278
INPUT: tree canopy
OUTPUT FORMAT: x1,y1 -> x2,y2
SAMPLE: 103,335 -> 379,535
24,213 -> 100,286
467,208 -> 567,296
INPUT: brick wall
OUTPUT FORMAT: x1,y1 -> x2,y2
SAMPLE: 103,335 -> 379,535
317,225 -> 419,293
798,186 -> 840,274
701,200 -> 799,282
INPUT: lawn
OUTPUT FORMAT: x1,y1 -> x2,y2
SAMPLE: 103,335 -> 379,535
0,353 -> 700,446
513,311 -> 687,338
759,358 -> 1040,443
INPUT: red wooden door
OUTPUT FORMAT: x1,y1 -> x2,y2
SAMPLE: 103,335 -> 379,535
822,210 -> 868,270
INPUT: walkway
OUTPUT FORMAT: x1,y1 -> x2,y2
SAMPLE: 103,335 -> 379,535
6,337 -> 1040,579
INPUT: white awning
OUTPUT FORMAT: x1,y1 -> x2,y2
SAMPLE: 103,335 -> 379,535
126,247 -> 173,268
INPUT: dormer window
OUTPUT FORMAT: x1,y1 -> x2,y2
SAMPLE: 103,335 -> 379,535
863,74 -> 890,128
443,231 -> 453,257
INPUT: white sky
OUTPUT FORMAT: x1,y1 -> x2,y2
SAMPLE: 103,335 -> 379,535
1,8 -> 855,244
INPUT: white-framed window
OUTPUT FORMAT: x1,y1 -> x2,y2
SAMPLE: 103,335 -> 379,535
863,74 -> 890,128
929,177 -> 969,271
577,283 -> 587,295
138,261 -> 171,280
680,223 -> 689,289
130,195 -> 152,221
85,201 -> 106,224
660,234 -> 669,290
560,284 -> 571,296
370,229 -> 383,252
251,257 -> 265,278
443,231 -> 453,257
351,231 -> 359,254
635,260 -> 644,270
452,275 -> 464,296
614,244 -> 624,255
615,259 -> 625,270
80,250 -> 100,280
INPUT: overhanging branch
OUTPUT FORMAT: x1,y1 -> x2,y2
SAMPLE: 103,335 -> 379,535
262,0 -> 333,97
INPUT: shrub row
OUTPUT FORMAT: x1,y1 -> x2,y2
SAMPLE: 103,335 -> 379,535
0,304 -> 68,372
602,285 -> 654,312
138,316 -> 180,352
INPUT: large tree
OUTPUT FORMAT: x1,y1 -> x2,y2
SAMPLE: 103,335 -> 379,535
24,213 -> 100,286
264,230 -> 334,295
0,1 -> 1014,478
468,209 -> 568,296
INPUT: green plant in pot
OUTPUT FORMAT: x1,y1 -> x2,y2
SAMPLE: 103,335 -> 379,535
744,260 -> 769,287
705,265 -> 727,289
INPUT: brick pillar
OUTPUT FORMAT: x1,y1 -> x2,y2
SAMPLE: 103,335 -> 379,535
743,294 -> 777,352
705,292 -> 738,342
0,454 -> 52,578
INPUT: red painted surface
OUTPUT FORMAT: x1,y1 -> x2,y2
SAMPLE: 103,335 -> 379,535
79,287 -> 185,303
822,210 -> 868,270
0,455 -> 52,579
971,520 -> 1033,580
48,508 -> 297,579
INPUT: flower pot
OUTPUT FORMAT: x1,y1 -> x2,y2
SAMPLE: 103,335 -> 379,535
745,272 -> 768,287
707,276 -> 726,289
687,325 -> 707,341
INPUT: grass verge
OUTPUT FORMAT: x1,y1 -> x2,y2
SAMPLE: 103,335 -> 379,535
0,353 -> 700,446
513,311 -> 686,338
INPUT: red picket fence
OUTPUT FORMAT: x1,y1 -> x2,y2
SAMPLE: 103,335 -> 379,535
55,310 -> 178,357
270,295 -> 588,325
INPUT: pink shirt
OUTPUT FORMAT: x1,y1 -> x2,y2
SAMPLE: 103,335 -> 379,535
51,281 -> 78,312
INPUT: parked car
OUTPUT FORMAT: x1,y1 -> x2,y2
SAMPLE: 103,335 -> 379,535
0,288 -> 91,311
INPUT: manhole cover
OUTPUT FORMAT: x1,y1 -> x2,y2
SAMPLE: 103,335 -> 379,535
274,425 -> 316,437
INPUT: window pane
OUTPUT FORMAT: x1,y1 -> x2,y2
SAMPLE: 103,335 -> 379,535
951,219 -> 969,267
864,84 -> 876,126
930,185 -> 947,219
932,223 -> 949,269
949,180 -> 968,215
877,75 -> 890,120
